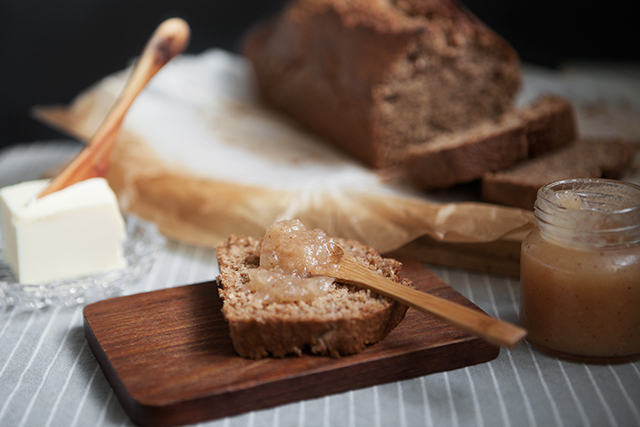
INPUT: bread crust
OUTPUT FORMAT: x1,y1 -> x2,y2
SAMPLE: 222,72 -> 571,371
216,234 -> 412,358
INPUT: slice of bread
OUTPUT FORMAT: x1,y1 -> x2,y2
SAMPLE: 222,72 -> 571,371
401,94 -> 577,190
519,94 -> 577,157
216,234 -> 412,359
481,138 -> 637,210
401,111 -> 528,190
243,0 -> 521,169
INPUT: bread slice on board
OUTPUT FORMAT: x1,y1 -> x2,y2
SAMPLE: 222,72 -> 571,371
216,234 -> 412,359
481,138 -> 637,210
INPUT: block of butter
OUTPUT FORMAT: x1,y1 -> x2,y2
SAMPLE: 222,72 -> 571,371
0,178 -> 127,283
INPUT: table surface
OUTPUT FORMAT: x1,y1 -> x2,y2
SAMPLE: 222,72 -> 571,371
1,141 -> 639,427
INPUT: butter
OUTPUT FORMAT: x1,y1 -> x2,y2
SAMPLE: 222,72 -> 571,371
0,178 -> 127,283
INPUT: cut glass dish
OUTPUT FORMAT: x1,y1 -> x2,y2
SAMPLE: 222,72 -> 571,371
0,215 -> 164,308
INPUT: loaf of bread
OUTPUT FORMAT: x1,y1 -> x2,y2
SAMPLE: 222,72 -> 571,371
216,234 -> 412,358
481,138 -> 637,210
402,94 -> 576,190
243,0 -> 522,169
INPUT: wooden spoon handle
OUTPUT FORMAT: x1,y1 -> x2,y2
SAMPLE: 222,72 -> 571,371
337,253 -> 527,348
38,18 -> 190,198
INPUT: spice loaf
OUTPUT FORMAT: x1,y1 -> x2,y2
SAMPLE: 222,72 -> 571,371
242,0 -> 522,169
216,234 -> 412,359
481,138 -> 637,210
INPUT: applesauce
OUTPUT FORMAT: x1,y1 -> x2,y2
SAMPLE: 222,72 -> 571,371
520,179 -> 640,363
247,219 -> 337,303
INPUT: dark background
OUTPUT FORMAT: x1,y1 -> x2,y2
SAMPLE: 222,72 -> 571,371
0,0 -> 637,150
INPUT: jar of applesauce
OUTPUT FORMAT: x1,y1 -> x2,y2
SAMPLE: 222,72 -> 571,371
520,178 -> 640,363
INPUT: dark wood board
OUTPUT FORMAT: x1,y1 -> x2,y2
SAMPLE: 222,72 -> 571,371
400,235 -> 523,277
83,253 -> 499,427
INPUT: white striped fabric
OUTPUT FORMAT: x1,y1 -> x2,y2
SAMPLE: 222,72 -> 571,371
0,141 -> 639,427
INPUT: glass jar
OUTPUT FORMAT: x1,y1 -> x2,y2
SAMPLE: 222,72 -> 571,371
520,178 -> 640,363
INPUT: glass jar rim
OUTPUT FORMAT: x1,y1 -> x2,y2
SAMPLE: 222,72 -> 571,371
534,178 -> 640,248
537,178 -> 640,214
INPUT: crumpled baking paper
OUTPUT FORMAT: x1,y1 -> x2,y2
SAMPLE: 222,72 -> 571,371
33,49 -> 535,252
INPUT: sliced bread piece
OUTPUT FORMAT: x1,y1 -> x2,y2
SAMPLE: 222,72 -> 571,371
481,138 -> 637,210
400,94 -> 577,191
519,94 -> 577,157
401,111 -> 528,190
216,234 -> 412,359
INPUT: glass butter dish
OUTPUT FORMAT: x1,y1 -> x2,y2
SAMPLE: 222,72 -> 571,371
0,215 -> 164,308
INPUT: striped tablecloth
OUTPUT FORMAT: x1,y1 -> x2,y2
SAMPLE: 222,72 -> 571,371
1,141 -> 639,427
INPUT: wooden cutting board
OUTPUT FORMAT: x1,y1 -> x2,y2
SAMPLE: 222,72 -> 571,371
83,253 -> 499,427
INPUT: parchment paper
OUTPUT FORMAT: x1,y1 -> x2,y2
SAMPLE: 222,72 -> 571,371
31,49 -> 546,252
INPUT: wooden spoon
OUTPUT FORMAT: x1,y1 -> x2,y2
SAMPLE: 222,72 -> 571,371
321,245 -> 527,348
38,17 -> 191,198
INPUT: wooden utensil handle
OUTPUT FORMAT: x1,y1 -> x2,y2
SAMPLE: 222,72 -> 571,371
89,18 -> 191,153
38,18 -> 190,198
338,255 -> 527,348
